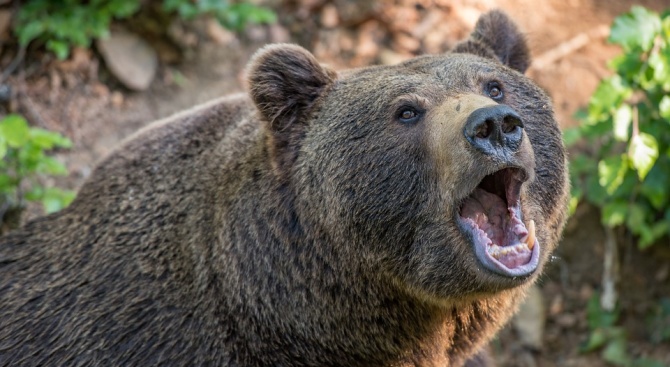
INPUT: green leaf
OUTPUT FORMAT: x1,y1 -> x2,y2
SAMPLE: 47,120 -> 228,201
641,163 -> 669,209
659,95 -> 670,121
633,358 -> 665,367
0,114 -> 31,147
586,174 -> 608,206
587,293 -> 620,328
0,174 -> 14,193
17,20 -> 45,45
587,75 -> 632,123
598,155 -> 628,194
42,188 -> 75,214
46,39 -> 71,60
24,186 -> 44,201
648,47 -> 670,87
36,156 -> 68,176
610,53 -> 644,81
563,127 -> 582,146
571,154 -> 597,175
581,328 -> 608,352
0,136 -> 6,160
602,201 -> 628,227
613,104 -> 632,141
609,6 -> 661,52
602,337 -> 631,366
629,132 -> 659,180
626,202 -> 647,231
639,221 -> 669,249
29,128 -> 72,149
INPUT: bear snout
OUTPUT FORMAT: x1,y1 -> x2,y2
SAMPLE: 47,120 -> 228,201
463,104 -> 524,158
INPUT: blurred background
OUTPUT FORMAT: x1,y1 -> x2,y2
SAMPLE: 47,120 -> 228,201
0,0 -> 669,366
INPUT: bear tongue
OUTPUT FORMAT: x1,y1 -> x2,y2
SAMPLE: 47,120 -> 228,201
460,189 -> 534,270
460,188 -> 523,246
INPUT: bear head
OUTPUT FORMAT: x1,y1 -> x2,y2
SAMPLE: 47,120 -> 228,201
247,10 -> 568,303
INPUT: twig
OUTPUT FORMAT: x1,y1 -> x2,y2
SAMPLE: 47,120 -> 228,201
530,25 -> 610,71
15,71 -> 49,129
601,226 -> 619,312
0,46 -> 26,84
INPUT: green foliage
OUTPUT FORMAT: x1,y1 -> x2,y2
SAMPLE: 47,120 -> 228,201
582,294 -> 664,367
16,0 -> 140,59
14,0 -> 276,60
163,0 -> 276,32
569,6 -> 670,249
0,114 -> 75,216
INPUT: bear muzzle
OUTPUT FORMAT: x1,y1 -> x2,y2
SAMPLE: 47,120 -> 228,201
463,104 -> 524,159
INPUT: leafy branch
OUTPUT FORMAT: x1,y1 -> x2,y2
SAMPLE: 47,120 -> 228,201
568,6 -> 670,249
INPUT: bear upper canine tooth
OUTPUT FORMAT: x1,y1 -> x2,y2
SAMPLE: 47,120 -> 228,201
525,220 -> 536,250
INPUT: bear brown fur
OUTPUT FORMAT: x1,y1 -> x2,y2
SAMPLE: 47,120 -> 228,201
0,10 -> 568,367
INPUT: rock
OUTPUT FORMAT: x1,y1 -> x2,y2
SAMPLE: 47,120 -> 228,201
269,24 -> 290,43
555,313 -> 577,328
110,91 -> 124,108
333,0 -> 376,25
0,84 -> 11,103
206,18 -> 236,45
320,4 -> 339,28
379,49 -> 411,65
356,20 -> 381,59
513,285 -> 546,351
453,6 -> 482,29
394,33 -> 420,53
96,30 -> 158,91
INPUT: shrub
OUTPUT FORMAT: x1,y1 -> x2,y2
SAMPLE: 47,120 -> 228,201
568,6 -> 670,249
0,114 -> 74,229
14,0 -> 276,59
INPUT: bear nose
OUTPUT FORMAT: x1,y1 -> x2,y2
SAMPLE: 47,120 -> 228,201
463,104 -> 524,156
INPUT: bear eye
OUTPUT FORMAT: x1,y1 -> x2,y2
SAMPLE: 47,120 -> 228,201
398,107 -> 421,124
487,82 -> 504,100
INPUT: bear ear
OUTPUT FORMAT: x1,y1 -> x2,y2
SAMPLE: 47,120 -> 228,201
453,10 -> 531,73
246,44 -> 336,177
247,44 -> 336,131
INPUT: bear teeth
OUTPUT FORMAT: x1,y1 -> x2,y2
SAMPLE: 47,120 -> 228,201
525,220 -> 536,250
487,242 -> 529,259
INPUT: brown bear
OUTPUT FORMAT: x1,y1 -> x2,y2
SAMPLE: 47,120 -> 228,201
0,10 -> 568,367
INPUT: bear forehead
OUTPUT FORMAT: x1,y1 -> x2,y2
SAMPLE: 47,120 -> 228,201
335,53 -> 521,98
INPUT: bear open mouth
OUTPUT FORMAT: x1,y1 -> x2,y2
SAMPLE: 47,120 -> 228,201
458,167 -> 540,277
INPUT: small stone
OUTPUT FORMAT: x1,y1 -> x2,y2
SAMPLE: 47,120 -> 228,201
513,285 -> 546,351
269,24 -> 290,43
549,294 -> 563,315
245,25 -> 267,42
333,0 -> 375,25
394,33 -> 421,53
320,4 -> 339,28
206,18 -> 236,45
379,49 -> 411,65
356,20 -> 381,59
579,284 -> 593,301
96,30 -> 158,91
454,6 -> 482,29
0,84 -> 11,103
556,313 -> 577,328
110,91 -> 124,108
92,83 -> 110,98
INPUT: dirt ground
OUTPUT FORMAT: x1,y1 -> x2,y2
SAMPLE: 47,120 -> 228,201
2,0 -> 670,366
